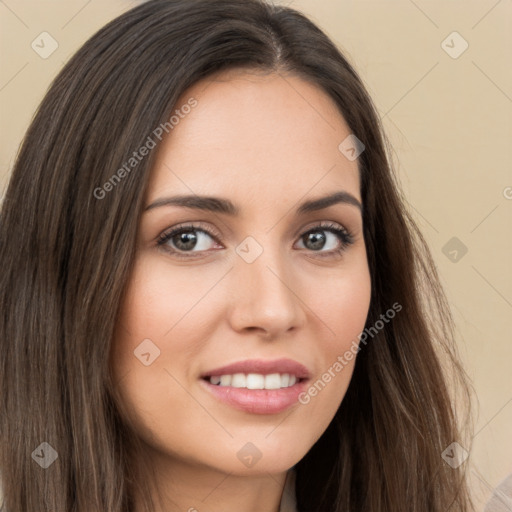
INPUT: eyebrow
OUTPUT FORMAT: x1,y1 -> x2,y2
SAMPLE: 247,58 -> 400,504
144,191 -> 362,215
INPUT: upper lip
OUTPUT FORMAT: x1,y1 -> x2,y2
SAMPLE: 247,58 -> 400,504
200,358 -> 311,379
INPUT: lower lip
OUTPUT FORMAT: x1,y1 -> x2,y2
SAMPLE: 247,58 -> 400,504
199,378 -> 308,414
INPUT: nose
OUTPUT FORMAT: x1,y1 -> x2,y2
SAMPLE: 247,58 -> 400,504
227,246 -> 307,340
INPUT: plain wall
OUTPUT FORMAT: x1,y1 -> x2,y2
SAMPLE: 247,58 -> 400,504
1,1 -> 511,509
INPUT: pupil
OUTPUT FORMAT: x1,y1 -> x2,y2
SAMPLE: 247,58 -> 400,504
174,231 -> 197,250
305,231 -> 325,250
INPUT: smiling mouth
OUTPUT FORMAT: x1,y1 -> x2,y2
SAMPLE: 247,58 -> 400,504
201,372 -> 306,390
199,373 -> 309,414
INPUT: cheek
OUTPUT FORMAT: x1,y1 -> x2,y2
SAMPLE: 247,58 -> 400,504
305,257 -> 372,351
109,255 -> 226,425
288,256 -> 371,435
114,256 -> 217,338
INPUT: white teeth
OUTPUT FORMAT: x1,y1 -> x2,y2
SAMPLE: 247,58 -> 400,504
264,373 -> 281,390
246,374 -> 265,389
206,372 -> 300,389
219,375 -> 232,386
231,373 -> 246,388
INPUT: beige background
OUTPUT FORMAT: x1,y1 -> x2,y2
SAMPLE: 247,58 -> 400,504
1,1 -> 511,509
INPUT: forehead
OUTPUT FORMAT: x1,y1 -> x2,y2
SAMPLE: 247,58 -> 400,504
146,69 -> 361,206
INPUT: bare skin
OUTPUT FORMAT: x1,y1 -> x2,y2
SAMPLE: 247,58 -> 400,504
110,68 -> 372,512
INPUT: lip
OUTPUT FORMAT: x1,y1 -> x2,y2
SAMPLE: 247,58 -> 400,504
200,358 -> 311,379
199,377 -> 309,414
199,358 -> 311,415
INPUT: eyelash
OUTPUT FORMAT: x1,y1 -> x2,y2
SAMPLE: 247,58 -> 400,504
156,221 -> 355,259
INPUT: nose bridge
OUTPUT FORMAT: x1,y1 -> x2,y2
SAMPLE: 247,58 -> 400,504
229,237 -> 305,335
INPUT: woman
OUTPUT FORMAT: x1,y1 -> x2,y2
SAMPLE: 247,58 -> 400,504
0,0 -> 474,511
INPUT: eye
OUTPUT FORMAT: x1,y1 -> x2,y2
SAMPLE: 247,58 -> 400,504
294,222 -> 354,255
157,223 -> 221,257
156,221 -> 355,259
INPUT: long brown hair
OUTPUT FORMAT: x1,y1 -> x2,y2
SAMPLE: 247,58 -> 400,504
0,0 -> 474,510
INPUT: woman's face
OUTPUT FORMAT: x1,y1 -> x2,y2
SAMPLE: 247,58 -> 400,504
111,69 -> 371,478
